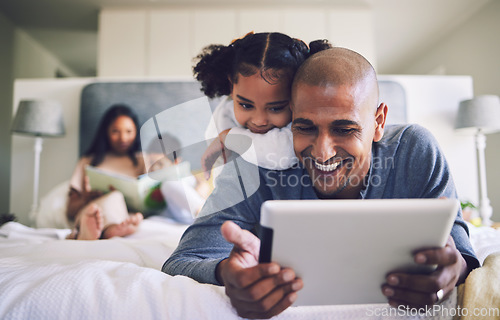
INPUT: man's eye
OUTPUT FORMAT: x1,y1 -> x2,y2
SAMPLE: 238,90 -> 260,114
334,128 -> 356,135
293,126 -> 316,134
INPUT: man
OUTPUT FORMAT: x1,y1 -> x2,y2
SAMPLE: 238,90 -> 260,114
163,47 -> 479,319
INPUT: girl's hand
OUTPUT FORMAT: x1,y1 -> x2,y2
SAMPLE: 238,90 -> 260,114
201,129 -> 231,179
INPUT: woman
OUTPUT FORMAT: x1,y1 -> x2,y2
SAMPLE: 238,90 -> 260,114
66,104 -> 144,240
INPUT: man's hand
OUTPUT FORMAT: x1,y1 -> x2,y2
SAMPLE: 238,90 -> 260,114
216,221 -> 303,319
382,236 -> 467,308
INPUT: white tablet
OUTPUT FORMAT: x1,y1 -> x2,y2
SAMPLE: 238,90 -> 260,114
258,198 -> 459,306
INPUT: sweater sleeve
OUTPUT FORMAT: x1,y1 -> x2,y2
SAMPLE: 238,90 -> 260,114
162,159 -> 265,285
225,123 -> 298,170
397,125 -> 481,270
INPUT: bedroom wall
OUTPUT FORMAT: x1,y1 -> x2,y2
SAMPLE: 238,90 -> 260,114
401,0 -> 500,222
0,12 -> 15,214
97,5 -> 376,77
12,29 -> 78,79
0,19 -> 79,218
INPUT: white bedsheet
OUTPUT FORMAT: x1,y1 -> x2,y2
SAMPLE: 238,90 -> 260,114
2,219 -> 497,320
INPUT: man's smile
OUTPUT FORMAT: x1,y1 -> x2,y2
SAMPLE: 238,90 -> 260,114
313,160 -> 341,172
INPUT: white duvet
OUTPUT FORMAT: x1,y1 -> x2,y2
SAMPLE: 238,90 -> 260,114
2,218 -> 490,320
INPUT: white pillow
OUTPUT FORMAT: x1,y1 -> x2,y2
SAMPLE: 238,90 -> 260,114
36,180 -> 71,229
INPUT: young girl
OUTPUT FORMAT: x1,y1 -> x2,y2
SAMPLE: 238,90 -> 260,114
195,32 -> 332,176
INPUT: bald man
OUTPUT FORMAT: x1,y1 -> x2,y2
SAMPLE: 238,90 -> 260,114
163,47 -> 479,319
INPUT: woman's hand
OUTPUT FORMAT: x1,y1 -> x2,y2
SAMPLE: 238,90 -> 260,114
66,176 -> 103,221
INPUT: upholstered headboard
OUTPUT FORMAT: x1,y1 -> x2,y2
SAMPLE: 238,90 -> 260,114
79,81 -> 223,157
79,79 -> 406,171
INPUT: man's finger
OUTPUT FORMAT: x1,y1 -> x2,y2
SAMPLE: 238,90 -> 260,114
221,221 -> 260,255
414,246 -> 458,267
228,266 -> 300,299
228,278 -> 301,319
385,272 -> 441,293
223,259 -> 280,289
414,237 -> 459,267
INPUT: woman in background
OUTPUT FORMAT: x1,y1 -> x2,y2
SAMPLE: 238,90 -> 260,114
66,104 -> 144,240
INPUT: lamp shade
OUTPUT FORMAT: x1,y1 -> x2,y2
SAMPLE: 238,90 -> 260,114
11,100 -> 65,137
455,95 -> 500,134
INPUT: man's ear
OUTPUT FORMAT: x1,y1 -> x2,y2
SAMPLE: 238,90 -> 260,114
373,103 -> 388,142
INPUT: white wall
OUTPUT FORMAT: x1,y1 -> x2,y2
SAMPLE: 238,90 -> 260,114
402,0 -> 500,221
97,5 -> 376,77
13,29 -> 78,79
379,75 -> 476,204
0,12 -> 15,214
1,16 -> 83,217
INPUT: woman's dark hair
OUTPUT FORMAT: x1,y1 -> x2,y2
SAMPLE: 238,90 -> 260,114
193,32 -> 332,98
85,104 -> 141,167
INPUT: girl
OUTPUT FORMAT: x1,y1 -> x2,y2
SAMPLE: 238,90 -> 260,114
66,104 -> 144,240
195,32 -> 332,176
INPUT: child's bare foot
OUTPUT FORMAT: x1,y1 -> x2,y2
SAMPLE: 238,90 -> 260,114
101,212 -> 143,239
76,204 -> 103,240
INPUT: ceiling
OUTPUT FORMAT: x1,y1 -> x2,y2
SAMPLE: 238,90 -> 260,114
0,0 -> 492,76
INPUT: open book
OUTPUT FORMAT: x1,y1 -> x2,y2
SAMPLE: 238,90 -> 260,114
85,165 -> 166,213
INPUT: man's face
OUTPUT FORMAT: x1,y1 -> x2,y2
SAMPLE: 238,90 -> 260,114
291,82 -> 384,199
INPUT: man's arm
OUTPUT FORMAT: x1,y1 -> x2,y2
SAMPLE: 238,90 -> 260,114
399,125 -> 479,268
162,159 -> 264,284
380,125 -> 480,306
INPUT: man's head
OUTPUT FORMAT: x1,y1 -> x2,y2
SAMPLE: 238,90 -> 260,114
290,47 -> 388,199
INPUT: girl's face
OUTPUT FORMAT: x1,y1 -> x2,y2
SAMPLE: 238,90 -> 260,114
230,72 -> 292,134
108,115 -> 137,154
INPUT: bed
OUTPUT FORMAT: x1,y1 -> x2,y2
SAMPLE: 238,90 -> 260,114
3,79 -> 500,320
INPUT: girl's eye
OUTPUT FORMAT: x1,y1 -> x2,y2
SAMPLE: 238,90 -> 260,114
269,105 -> 287,113
239,103 -> 253,110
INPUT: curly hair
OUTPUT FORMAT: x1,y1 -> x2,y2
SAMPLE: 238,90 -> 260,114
193,32 -> 332,98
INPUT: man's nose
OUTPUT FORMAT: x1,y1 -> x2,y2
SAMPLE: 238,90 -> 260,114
311,133 -> 336,163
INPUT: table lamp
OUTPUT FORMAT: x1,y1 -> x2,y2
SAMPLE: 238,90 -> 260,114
11,100 -> 65,224
455,95 -> 500,226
